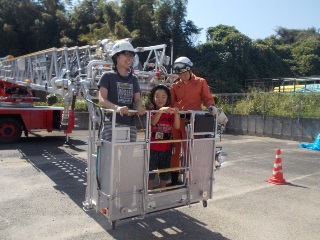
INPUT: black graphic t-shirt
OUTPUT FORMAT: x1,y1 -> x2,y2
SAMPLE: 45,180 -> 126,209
98,71 -> 141,125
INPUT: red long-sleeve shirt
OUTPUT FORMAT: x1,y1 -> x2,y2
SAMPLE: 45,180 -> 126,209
170,73 -> 215,110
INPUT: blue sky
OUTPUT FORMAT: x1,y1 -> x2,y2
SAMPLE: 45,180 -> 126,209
186,0 -> 319,44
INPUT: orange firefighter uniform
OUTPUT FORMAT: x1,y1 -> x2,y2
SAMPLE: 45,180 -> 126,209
170,73 -> 215,170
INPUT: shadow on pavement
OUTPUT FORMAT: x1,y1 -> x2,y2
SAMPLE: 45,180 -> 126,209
286,182 -> 309,189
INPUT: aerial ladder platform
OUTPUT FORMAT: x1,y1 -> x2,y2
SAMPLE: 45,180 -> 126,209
0,39 -> 226,229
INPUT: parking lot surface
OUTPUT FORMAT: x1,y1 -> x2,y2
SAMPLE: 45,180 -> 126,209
1,131 -> 320,240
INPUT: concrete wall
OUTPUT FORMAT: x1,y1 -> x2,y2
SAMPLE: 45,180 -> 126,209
226,114 -> 320,142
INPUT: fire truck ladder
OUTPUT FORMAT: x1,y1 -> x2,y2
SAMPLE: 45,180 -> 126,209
0,41 -> 177,127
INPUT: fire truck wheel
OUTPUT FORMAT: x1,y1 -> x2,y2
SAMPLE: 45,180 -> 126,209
0,118 -> 23,144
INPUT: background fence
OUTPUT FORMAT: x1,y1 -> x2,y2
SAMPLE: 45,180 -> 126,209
217,92 -> 320,142
216,92 -> 320,119
73,92 -> 320,143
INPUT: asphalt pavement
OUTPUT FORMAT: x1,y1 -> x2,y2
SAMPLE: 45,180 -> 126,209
1,130 -> 319,240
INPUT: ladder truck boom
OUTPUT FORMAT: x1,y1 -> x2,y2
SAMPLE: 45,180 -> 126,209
0,39 -> 177,143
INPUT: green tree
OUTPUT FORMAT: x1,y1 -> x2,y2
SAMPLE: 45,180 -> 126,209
206,25 -> 240,42
32,0 -> 67,49
291,35 -> 320,75
275,27 -> 318,44
158,0 -> 200,56
103,1 -> 120,34
249,41 -> 292,78
131,0 -> 157,46
299,54 -> 320,75
0,0 -> 69,55
120,0 -> 136,32
199,25 -> 253,92
68,0 -> 104,45
0,0 -> 39,56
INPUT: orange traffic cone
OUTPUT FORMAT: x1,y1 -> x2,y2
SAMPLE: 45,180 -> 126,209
265,149 -> 288,185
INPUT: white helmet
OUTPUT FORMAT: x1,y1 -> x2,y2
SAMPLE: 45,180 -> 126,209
110,40 -> 135,57
173,56 -> 193,74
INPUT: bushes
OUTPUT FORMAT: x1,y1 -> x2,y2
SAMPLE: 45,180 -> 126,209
35,95 -> 89,111
217,92 -> 320,118
46,94 -> 58,105
36,92 -> 320,119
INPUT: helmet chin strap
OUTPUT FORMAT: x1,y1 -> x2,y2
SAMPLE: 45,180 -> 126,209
115,66 -> 133,80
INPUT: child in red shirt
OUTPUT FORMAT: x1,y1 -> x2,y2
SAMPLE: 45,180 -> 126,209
148,85 -> 180,190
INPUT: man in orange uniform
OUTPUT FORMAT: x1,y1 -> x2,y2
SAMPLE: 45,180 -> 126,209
169,56 -> 216,185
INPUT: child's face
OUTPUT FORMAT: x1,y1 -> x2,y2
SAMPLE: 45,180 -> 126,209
154,89 -> 168,108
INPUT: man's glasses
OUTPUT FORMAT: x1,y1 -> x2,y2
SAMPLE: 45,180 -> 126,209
122,51 -> 135,58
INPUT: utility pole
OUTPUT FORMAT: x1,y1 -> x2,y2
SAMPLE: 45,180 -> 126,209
170,38 -> 173,74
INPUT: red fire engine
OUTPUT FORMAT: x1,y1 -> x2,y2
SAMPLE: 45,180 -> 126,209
0,55 -> 74,144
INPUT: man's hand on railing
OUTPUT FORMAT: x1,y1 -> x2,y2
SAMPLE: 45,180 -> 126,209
208,105 -> 228,126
